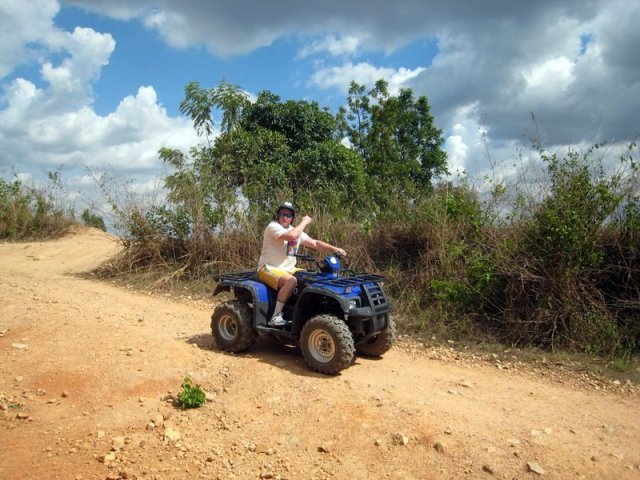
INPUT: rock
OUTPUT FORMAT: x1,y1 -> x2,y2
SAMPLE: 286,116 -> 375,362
434,442 -> 445,454
374,438 -> 383,446
16,412 -> 30,420
61,390 -> 69,398
318,441 -> 334,452
444,427 -> 453,435
506,438 -> 520,447
11,343 -> 28,350
526,462 -> 546,475
164,427 -> 182,443
99,452 -> 116,464
392,434 -> 409,446
253,443 -> 269,454
482,464 -> 495,474
111,436 -> 126,451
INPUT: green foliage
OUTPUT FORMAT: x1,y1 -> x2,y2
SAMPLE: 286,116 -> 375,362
291,141 -> 368,217
243,92 -> 337,151
179,80 -> 250,141
0,176 -> 75,240
81,209 -> 106,231
529,148 -> 623,269
340,79 -> 448,207
177,377 -> 206,409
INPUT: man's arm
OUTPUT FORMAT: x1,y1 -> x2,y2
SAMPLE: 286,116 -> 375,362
302,237 -> 346,256
278,215 -> 312,241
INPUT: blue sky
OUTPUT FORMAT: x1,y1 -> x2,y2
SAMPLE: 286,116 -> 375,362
1,0 -> 639,219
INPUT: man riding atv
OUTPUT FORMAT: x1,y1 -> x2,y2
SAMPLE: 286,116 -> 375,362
211,202 -> 395,374
257,202 -> 346,327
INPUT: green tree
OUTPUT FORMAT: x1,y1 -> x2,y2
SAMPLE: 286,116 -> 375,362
340,79 -> 448,208
179,80 -> 249,143
242,92 -> 337,150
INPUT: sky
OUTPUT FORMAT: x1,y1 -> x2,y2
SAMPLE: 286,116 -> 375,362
1,0 -> 639,218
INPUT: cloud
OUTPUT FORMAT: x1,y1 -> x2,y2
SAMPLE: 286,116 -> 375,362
59,0 -> 442,56
408,0 -> 640,149
58,1 -> 639,149
0,0 -> 60,78
310,62 -> 426,95
0,1 -> 198,207
298,35 -> 362,59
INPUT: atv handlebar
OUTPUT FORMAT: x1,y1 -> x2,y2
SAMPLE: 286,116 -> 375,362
294,252 -> 347,273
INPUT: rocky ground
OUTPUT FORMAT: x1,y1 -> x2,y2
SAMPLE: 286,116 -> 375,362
1,228 -> 639,479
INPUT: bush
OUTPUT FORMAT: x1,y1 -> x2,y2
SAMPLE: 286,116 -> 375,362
81,209 -> 107,231
0,177 -> 75,240
177,377 -> 206,409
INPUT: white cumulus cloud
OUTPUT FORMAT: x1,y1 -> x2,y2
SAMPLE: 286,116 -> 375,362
0,2 -> 198,208
310,62 -> 426,94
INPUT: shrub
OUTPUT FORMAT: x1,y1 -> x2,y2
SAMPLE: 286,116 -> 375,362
177,377 -> 206,409
0,176 -> 75,240
81,209 -> 107,231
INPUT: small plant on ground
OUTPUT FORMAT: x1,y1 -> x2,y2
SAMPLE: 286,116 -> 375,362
177,377 -> 206,409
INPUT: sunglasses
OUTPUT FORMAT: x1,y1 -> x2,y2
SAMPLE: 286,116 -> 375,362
279,212 -> 294,218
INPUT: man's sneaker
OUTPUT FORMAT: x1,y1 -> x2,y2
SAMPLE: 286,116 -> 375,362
268,312 -> 287,327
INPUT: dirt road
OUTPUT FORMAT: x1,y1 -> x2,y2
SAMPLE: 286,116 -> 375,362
1,229 -> 639,480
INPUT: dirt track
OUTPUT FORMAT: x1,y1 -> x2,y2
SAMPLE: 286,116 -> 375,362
1,229 -> 639,480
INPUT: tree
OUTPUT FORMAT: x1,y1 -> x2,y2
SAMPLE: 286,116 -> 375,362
339,79 -> 448,207
179,80 -> 249,143
242,92 -> 337,151
169,79 -> 447,227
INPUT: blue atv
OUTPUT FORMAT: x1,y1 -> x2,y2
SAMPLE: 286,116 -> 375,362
211,253 -> 395,375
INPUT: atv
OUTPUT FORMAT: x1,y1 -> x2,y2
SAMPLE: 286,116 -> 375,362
210,253 -> 395,375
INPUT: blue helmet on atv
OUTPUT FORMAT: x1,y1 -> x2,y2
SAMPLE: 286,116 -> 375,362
276,202 -> 296,219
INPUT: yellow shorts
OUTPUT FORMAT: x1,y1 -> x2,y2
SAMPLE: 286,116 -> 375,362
257,265 -> 301,290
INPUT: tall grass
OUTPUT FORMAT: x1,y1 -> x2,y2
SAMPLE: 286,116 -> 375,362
0,177 -> 75,240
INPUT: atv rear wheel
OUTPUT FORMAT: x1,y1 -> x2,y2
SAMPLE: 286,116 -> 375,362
356,316 -> 397,357
300,314 -> 355,375
211,300 -> 257,352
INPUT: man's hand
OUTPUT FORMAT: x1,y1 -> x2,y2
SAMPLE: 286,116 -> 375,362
300,215 -> 312,225
334,247 -> 346,256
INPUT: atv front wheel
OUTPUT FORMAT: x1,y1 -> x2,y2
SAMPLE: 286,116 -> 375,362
300,314 -> 355,375
211,300 -> 257,352
356,317 -> 397,357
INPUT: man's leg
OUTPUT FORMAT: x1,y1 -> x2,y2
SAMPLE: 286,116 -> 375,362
273,273 -> 297,317
257,267 -> 297,326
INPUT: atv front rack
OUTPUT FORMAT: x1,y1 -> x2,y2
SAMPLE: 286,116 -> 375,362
299,272 -> 385,288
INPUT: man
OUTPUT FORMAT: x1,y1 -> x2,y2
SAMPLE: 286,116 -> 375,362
257,202 -> 346,327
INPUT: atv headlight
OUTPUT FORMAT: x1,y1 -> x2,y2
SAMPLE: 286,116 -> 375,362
348,299 -> 359,309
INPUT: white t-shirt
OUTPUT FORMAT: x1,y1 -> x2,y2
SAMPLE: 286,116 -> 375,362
258,221 -> 309,271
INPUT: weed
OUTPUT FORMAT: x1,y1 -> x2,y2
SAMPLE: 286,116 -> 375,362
177,377 -> 206,409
